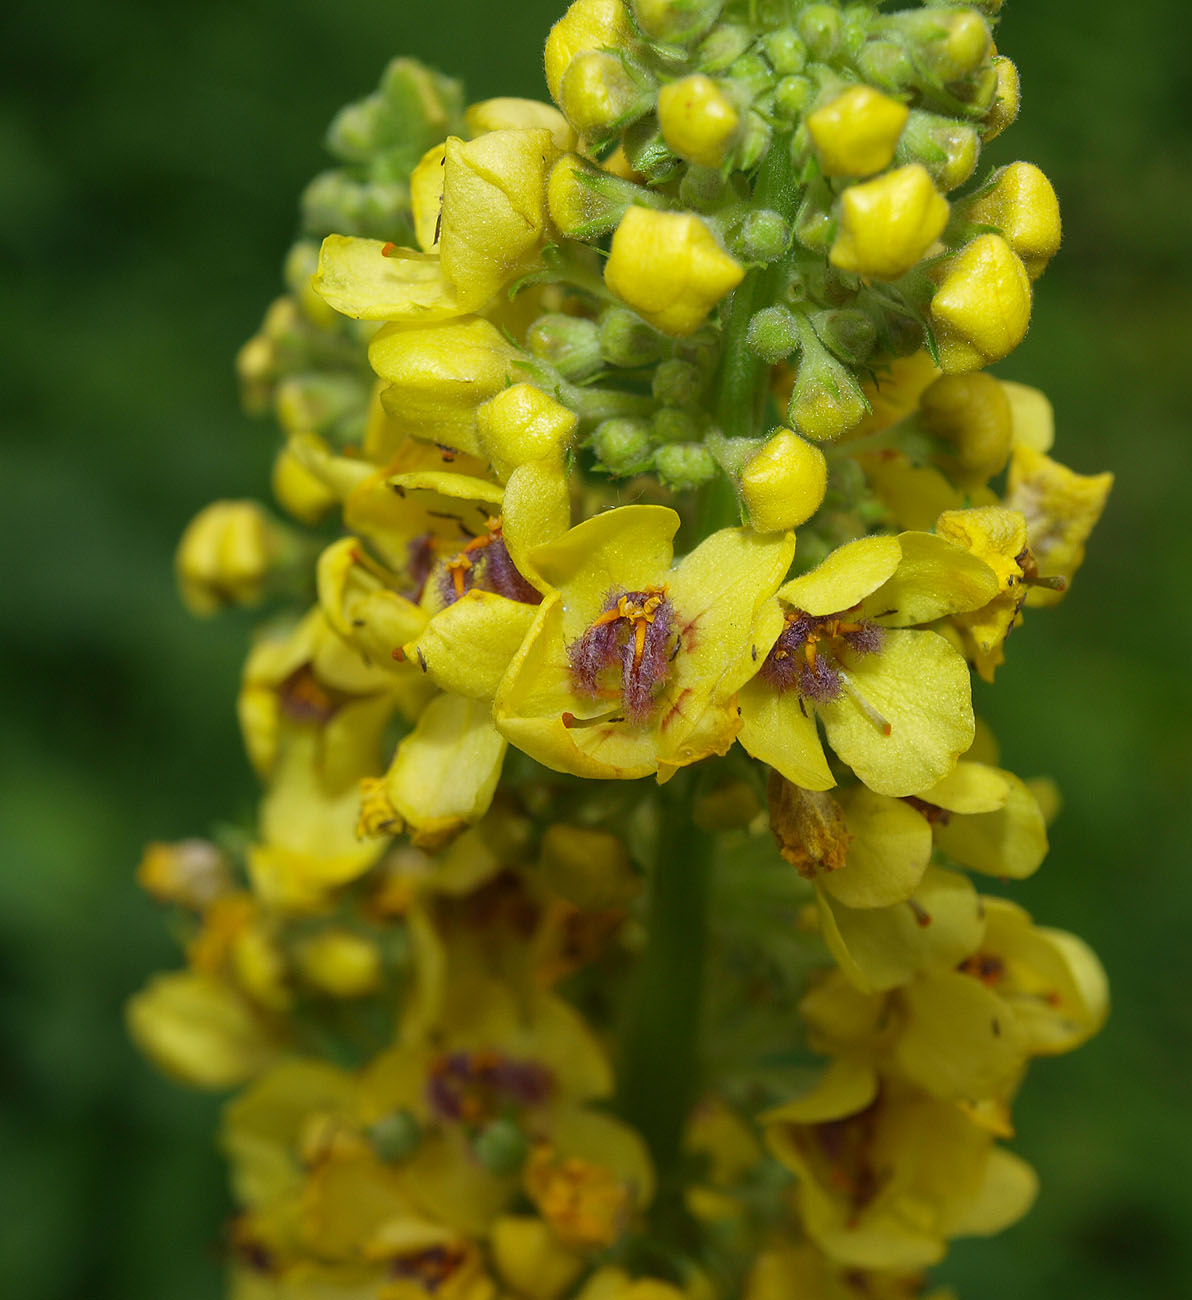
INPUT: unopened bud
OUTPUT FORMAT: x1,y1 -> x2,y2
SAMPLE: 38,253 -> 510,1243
631,0 -> 723,44
733,209 -> 790,263
797,5 -> 842,59
830,164 -> 949,280
545,0 -> 635,104
740,427 -> 828,530
275,372 -> 366,439
605,207 -> 744,337
653,408 -> 701,444
599,307 -> 667,367
540,823 -> 642,908
591,417 -> 654,475
855,39 -> 915,91
918,372 -> 1014,486
621,115 -> 682,183
477,383 -> 579,480
465,97 -> 575,150
678,164 -> 731,211
929,234 -> 1032,373
176,501 -> 286,616
475,1118 -> 530,1177
772,74 -> 813,123
652,357 -> 703,407
896,110 -> 980,192
548,152 -> 648,239
729,52 -> 775,98
325,95 -> 384,163
958,162 -> 1060,280
697,23 -> 753,72
788,340 -> 870,441
793,179 -> 836,253
527,313 -> 603,380
747,305 -> 801,364
369,1110 -> 422,1163
807,85 -> 909,178
378,58 -> 464,153
810,308 -> 878,365
658,74 -> 741,168
882,8 -> 992,84
762,29 -> 807,75
560,51 -> 654,142
735,112 -> 773,172
654,441 -> 718,489
982,57 -> 1020,141
295,929 -> 383,998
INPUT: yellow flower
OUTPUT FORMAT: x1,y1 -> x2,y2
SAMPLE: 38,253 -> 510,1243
464,97 -> 575,150
545,0 -> 634,105
1005,443 -> 1113,607
739,533 -> 997,797
494,506 -> 794,780
929,234 -> 1032,373
830,165 -> 949,281
604,208 -> 744,337
657,75 -> 740,168
137,838 -> 231,910
982,57 -> 1021,142
807,86 -> 909,179
490,1216 -> 584,1300
176,500 -> 291,616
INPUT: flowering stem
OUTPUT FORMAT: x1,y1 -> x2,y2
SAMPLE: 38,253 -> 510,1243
713,134 -> 800,442
616,767 -> 711,1188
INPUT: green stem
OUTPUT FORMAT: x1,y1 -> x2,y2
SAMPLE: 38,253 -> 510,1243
713,134 -> 801,442
616,769 -> 712,1183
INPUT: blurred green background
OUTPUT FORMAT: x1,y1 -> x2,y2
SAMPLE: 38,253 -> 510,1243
2,0 -> 1189,1295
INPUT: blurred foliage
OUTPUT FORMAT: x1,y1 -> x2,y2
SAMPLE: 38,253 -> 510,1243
1,0 -> 1189,1296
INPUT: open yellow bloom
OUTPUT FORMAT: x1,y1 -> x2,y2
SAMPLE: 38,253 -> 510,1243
494,506 -> 794,780
604,208 -> 744,337
739,533 -> 998,797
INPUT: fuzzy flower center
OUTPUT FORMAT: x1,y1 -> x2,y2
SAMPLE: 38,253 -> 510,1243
567,585 -> 676,722
760,607 -> 885,704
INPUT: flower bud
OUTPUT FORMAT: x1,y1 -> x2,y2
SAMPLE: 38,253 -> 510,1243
369,1110 -> 422,1163
548,152 -> 633,239
959,162 -> 1061,280
369,316 -> 525,453
810,308 -> 878,365
797,4 -> 842,59
591,417 -> 655,475
652,407 -> 700,444
475,1119 -> 530,1177
747,305 -> 801,364
883,8 -> 992,84
560,51 -> 654,141
176,501 -> 285,616
545,0 -> 635,105
275,371 -> 365,438
653,441 -> 718,489
895,110 -> 980,192
729,53 -> 775,98
855,39 -> 915,92
599,307 -> 667,366
527,312 -> 603,379
492,1217 -> 585,1300
657,74 -> 741,168
476,383 -> 579,480
733,209 -> 790,263
929,234 -> 1032,373
465,97 -> 575,150
325,94 -> 385,163
271,442 -> 338,525
771,74 -> 813,123
762,29 -> 807,75
740,428 -> 827,530
830,164 -> 949,280
982,57 -> 1020,141
377,58 -> 464,153
788,343 -> 870,441
678,163 -> 731,211
295,929 -> 383,998
631,0 -> 723,45
652,357 -> 703,406
541,823 -> 643,909
697,23 -> 752,72
807,85 -> 909,178
138,840 -> 231,910
735,111 -> 773,172
919,372 -> 1013,486
604,207 -> 744,337
793,179 -> 836,253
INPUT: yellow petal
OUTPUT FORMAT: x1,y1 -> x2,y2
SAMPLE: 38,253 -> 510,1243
501,458 -> 572,591
313,236 -> 461,321
763,1057 -> 878,1125
932,769 -> 1048,879
865,531 -> 998,626
946,1148 -> 1038,1237
822,787 -> 933,909
777,535 -> 902,615
737,677 -> 835,791
405,590 -> 539,700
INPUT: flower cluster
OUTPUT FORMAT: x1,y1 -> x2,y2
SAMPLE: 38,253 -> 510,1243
133,3 -> 1113,1297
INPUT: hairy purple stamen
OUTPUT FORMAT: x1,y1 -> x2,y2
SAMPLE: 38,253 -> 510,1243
567,587 -> 675,720
759,608 -> 884,702
482,535 -> 542,605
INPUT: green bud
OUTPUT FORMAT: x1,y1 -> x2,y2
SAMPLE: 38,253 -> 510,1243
697,23 -> 753,72
762,29 -> 807,76
653,442 -> 718,489
621,115 -> 682,183
474,1118 -> 529,1178
896,109 -> 980,192
810,308 -> 878,365
879,306 -> 928,357
964,63 -> 1001,114
736,112 -> 773,171
734,209 -> 791,263
591,417 -> 655,475
855,39 -> 915,91
354,182 -> 415,241
840,5 -> 876,55
679,164 -> 731,211
301,171 -> 362,237
283,242 -> 320,300
631,0 -> 724,46
378,59 -> 464,151
880,9 -> 991,84
527,314 -> 603,381
652,358 -> 704,407
797,5 -> 842,60
729,53 -> 775,98
275,372 -> 367,440
325,95 -> 384,163
599,308 -> 666,367
772,74 -> 813,123
788,339 -> 870,442
653,407 -> 701,443
793,178 -> 836,253
369,1110 -> 421,1163
747,305 -> 802,364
